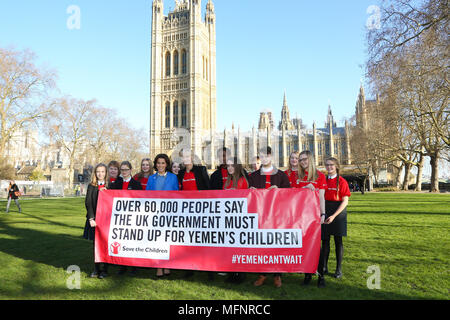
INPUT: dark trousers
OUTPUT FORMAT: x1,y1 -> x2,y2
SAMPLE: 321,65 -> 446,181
318,235 -> 343,276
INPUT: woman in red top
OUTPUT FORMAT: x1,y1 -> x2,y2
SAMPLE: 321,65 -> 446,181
319,157 -> 351,280
223,157 -> 248,284
224,157 -> 249,190
284,151 -> 299,187
133,158 -> 153,190
297,150 -> 327,288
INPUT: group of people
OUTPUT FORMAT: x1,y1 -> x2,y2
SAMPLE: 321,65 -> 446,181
83,146 -> 351,288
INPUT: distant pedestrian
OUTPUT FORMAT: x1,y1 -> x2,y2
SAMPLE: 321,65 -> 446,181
6,181 -> 21,213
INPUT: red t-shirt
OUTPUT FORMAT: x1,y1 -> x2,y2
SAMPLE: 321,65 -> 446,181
221,167 -> 228,184
98,183 -> 106,191
182,171 -> 198,190
133,175 -> 149,190
223,176 -> 249,190
261,169 -> 273,189
122,180 -> 130,190
325,176 -> 351,201
296,170 -> 327,190
109,177 -> 116,185
284,169 -> 299,188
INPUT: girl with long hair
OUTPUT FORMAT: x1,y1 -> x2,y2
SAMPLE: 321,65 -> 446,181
224,157 -> 249,190
133,158 -> 153,190
319,157 -> 351,280
83,163 -> 109,279
223,157 -> 248,284
284,151 -> 300,187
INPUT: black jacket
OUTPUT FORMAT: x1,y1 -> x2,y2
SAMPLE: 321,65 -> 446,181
178,165 -> 210,190
8,184 -> 19,199
85,184 -> 100,220
109,176 -> 143,191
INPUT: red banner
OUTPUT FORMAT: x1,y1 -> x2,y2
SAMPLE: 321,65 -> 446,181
95,188 -> 321,273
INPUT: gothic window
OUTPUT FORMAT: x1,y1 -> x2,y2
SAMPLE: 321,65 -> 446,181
173,50 -> 179,75
181,49 -> 187,74
181,100 -> 187,127
165,51 -> 171,77
173,100 -> 179,127
165,102 -> 170,128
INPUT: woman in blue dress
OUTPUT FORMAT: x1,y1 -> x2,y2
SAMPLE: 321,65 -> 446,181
146,153 -> 179,277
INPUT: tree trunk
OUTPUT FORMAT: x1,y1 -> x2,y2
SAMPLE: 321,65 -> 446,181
414,152 -> 425,191
429,152 -> 440,192
393,163 -> 403,189
402,162 -> 411,191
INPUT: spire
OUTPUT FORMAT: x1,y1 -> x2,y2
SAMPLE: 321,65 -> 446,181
279,90 -> 294,131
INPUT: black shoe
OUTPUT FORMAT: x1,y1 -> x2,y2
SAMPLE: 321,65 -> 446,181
303,273 -> 312,285
317,276 -> 326,288
89,271 -> 99,278
333,270 -> 342,279
98,271 -> 108,279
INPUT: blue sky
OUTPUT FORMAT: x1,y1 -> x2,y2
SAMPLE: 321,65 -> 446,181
0,0 -> 378,135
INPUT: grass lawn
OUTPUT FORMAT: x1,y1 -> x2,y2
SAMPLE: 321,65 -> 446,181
0,193 -> 448,300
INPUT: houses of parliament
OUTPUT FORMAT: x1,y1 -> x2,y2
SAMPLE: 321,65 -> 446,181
150,0 -> 357,169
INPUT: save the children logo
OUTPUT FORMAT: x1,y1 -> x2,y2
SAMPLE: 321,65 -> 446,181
110,242 -> 121,254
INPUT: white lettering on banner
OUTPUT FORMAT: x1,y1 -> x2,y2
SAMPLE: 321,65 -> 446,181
107,197 -> 303,260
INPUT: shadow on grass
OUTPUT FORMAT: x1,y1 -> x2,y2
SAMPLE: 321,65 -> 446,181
0,216 -> 420,300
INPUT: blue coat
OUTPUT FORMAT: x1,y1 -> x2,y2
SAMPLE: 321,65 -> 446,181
146,172 -> 179,191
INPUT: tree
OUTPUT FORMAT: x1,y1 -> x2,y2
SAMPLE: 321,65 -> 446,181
0,47 -> 56,160
366,0 -> 449,192
48,97 -> 97,189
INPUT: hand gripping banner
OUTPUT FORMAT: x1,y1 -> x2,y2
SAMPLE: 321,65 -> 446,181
95,188 -> 321,273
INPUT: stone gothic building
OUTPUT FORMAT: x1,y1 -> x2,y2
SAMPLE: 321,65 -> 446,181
149,0 -> 352,169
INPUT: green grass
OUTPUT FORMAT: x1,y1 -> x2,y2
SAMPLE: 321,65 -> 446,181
0,193 -> 448,300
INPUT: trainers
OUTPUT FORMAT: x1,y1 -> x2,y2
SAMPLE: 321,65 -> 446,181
274,276 -> 282,288
253,275 -> 267,287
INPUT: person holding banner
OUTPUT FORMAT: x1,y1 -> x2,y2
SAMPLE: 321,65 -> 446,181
319,157 -> 351,280
110,161 -> 142,276
296,150 -> 327,287
107,160 -> 120,188
224,157 -> 249,190
284,151 -> 300,187
83,163 -> 108,279
249,146 -> 290,288
146,154 -> 179,277
178,149 -> 210,191
133,158 -> 153,190
210,147 -> 231,190
223,157 -> 249,284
